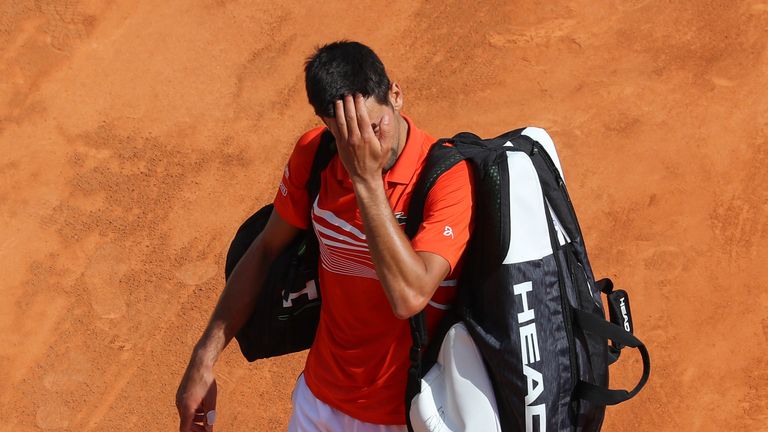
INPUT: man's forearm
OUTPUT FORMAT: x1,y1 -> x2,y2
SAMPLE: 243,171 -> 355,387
192,242 -> 274,366
352,178 -> 434,318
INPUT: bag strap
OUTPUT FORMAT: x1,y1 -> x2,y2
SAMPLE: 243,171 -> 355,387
293,130 -> 336,298
571,307 -> 651,405
307,129 -> 336,202
596,278 -> 632,364
404,141 -> 466,429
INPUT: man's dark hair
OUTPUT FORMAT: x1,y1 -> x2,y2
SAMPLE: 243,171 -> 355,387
304,40 -> 391,118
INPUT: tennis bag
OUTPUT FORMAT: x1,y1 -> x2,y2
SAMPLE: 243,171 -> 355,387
224,130 -> 335,361
405,127 -> 650,431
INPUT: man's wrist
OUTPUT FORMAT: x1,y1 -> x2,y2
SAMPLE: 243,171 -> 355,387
191,335 -> 221,369
351,174 -> 384,197
191,346 -> 217,369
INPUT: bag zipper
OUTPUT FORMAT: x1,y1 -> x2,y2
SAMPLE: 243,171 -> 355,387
532,144 -> 579,392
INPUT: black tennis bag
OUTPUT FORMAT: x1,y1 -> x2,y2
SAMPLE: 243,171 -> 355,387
225,130 -> 335,361
405,127 -> 650,431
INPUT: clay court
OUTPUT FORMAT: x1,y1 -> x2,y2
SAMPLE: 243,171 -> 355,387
1,0 -> 766,430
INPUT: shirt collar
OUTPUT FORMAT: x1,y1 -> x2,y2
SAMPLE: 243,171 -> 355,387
384,113 -> 425,184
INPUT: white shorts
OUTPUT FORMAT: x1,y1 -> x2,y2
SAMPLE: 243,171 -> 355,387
288,373 -> 407,432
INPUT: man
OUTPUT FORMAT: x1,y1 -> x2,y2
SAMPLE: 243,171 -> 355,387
176,40 -> 474,431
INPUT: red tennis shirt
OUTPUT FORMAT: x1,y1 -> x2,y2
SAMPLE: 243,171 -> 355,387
273,114 -> 474,425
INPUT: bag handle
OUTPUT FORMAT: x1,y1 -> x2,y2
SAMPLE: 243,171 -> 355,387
572,307 -> 651,405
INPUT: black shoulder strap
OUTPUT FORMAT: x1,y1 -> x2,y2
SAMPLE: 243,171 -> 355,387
307,129 -> 336,203
299,129 -> 335,289
404,139 -> 466,347
404,132 -> 503,344
404,139 -> 468,430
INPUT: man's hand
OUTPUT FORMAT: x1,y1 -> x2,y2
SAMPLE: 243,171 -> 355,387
332,94 -> 395,184
176,356 -> 218,432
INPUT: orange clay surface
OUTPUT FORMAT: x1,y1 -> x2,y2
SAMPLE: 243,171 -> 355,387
1,1 -> 767,430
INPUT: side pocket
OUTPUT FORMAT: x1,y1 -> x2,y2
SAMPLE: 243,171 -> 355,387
565,245 -> 598,313
462,316 -> 503,353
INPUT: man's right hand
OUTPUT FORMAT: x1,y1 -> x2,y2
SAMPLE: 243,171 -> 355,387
176,356 -> 218,432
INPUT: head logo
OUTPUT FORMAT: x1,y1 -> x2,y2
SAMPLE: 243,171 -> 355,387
514,281 -> 546,431
620,297 -> 631,332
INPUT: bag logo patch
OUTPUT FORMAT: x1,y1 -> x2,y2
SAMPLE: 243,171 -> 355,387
282,280 -> 318,308
620,297 -> 631,332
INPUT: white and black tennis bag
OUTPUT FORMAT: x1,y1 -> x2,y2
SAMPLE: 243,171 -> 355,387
404,127 -> 651,432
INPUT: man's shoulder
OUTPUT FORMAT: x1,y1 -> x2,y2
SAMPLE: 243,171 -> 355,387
408,124 -> 473,198
419,141 -> 473,189
286,126 -> 328,168
430,158 -> 473,194
415,155 -> 474,211
296,126 -> 328,149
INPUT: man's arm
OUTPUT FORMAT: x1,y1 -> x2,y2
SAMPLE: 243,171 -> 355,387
192,210 -> 301,364
331,94 -> 461,319
176,210 -> 300,431
353,179 -> 451,318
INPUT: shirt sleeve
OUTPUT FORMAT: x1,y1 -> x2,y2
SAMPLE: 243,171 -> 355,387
410,160 -> 475,273
272,127 -> 327,229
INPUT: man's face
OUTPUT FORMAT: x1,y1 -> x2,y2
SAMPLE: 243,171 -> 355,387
321,97 -> 401,171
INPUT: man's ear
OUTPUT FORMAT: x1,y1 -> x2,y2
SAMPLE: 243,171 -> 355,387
389,82 -> 403,112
